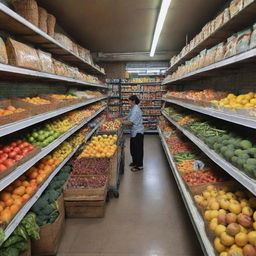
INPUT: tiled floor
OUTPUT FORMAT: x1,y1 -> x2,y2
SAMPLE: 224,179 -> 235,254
58,135 -> 203,256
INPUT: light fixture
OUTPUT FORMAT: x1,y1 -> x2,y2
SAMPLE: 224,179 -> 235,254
150,0 -> 172,57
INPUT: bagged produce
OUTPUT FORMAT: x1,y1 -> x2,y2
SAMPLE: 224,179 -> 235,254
229,0 -> 244,18
215,43 -> 226,62
54,33 -> 73,51
0,37 -> 8,64
11,0 -> 39,26
47,13 -> 56,37
224,35 -> 238,59
223,8 -> 230,24
6,38 -> 41,70
236,28 -> 252,54
38,7 -> 48,33
250,23 -> 256,49
38,50 -> 54,73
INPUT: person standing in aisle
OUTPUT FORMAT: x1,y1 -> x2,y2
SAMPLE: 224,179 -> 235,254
122,95 -> 144,172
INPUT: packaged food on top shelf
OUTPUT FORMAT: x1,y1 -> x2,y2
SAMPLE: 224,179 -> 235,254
236,28 -> 252,54
223,7 -> 231,24
214,12 -> 224,31
229,0 -> 244,18
244,0 -> 255,6
6,38 -> 41,71
38,7 -> 48,33
47,13 -> 56,37
0,37 -> 8,64
72,42 -> 79,56
250,23 -> 256,49
10,0 -> 39,27
37,50 -> 54,74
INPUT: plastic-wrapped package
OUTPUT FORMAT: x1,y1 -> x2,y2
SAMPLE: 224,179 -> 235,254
249,23 -> 256,49
11,0 -> 39,26
236,28 -> 252,53
198,49 -> 206,68
38,7 -> 48,33
224,35 -> 238,58
0,37 -> 8,64
214,12 -> 224,31
215,43 -> 226,62
53,59 -> 67,77
54,33 -> 73,51
244,0 -> 254,7
72,43 -> 79,56
47,14 -> 56,37
229,0 -> 244,18
38,50 -> 53,73
223,8 -> 230,24
6,38 -> 41,70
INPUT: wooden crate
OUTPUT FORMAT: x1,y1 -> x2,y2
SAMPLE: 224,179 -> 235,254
65,199 -> 106,218
31,194 -> 64,256
64,176 -> 108,201
108,149 -> 119,187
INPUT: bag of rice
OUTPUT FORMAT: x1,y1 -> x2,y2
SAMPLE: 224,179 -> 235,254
229,0 -> 244,18
236,28 -> 252,54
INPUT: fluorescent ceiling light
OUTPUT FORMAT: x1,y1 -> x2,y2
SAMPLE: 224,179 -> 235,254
150,0 -> 172,57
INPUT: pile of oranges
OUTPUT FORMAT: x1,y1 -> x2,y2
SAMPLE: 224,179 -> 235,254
23,97 -> 51,105
0,155 -> 59,224
0,106 -> 25,117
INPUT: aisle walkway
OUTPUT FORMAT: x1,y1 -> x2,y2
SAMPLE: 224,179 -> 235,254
58,135 -> 203,256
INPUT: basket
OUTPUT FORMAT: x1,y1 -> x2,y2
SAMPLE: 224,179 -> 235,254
64,175 -> 108,201
47,14 -> 56,37
6,38 -> 41,71
11,0 -> 39,27
0,99 -> 31,126
38,7 -> 48,33
31,194 -> 64,256
0,37 -> 8,64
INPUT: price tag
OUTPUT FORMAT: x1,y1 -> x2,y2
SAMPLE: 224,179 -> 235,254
194,160 -> 205,171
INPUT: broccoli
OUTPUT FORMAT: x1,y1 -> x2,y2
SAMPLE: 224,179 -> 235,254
13,241 -> 28,251
45,189 -> 59,203
31,198 -> 48,213
36,215 -> 48,227
0,247 -> 19,256
49,210 -> 59,224
41,204 -> 55,215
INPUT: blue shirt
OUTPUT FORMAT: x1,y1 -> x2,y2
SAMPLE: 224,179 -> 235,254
127,105 -> 144,137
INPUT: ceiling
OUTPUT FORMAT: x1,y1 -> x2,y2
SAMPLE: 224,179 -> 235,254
39,0 -> 225,61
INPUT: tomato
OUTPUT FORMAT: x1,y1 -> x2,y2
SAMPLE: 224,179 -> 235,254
10,142 -> 17,148
16,140 -> 23,145
22,149 -> 29,155
0,154 -> 8,163
3,146 -> 11,153
13,147 -> 21,153
14,155 -> 22,161
8,151 -> 17,159
18,144 -> 26,149
27,145 -> 34,151
3,159 -> 15,168
22,142 -> 30,147
0,164 -> 6,172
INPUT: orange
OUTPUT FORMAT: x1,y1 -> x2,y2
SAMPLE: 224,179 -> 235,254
13,180 -> 22,188
13,186 -> 26,196
10,204 -> 19,215
1,208 -> 12,222
22,181 -> 30,187
0,204 -> 3,212
28,171 -> 38,179
5,198 -> 14,207
36,176 -> 44,184
14,197 -> 23,206
0,201 -> 5,208
0,192 -> 11,202
26,187 -> 34,195
22,194 -> 29,202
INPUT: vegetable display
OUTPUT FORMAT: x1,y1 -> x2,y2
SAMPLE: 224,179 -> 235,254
66,176 -> 107,189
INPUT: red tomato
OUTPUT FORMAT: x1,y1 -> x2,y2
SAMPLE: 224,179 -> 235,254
3,146 -> 11,153
22,142 -> 30,147
27,145 -> 34,151
22,149 -> 29,155
16,140 -> 23,145
13,147 -> 21,153
18,144 -> 26,149
10,142 -> 17,147
8,151 -> 17,159
0,164 -> 6,172
0,150 -> 3,154
14,155 -> 22,161
3,159 -> 15,168
0,154 -> 8,162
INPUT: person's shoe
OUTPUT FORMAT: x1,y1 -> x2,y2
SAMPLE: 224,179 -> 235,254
129,162 -> 135,167
131,166 -> 143,172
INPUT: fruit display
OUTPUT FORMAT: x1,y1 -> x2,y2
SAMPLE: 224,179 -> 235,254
0,106 -> 25,116
46,116 -> 72,133
0,140 -> 35,172
213,92 -> 256,109
49,94 -> 78,100
194,185 -> 256,255
78,135 -> 118,158
66,175 -> 107,189
66,109 -> 93,125
72,158 -> 110,175
22,97 -> 51,105
99,119 -> 121,132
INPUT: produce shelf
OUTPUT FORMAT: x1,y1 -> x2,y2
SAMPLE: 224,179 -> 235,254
166,1 -> 256,74
162,111 -> 256,196
0,106 -> 106,192
162,98 -> 256,129
163,48 -> 256,85
120,82 -> 162,85
122,90 -> 165,93
0,3 -> 105,76
124,129 -> 157,134
0,63 -> 107,88
157,126 -> 215,256
2,145 -> 78,243
0,96 -> 108,137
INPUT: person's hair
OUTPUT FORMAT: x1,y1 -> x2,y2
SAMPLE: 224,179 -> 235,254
129,95 -> 140,104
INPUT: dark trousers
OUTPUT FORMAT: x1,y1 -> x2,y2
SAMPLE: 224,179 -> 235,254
130,133 -> 144,167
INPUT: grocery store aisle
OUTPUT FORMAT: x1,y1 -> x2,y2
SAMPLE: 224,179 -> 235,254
57,135 -> 202,256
